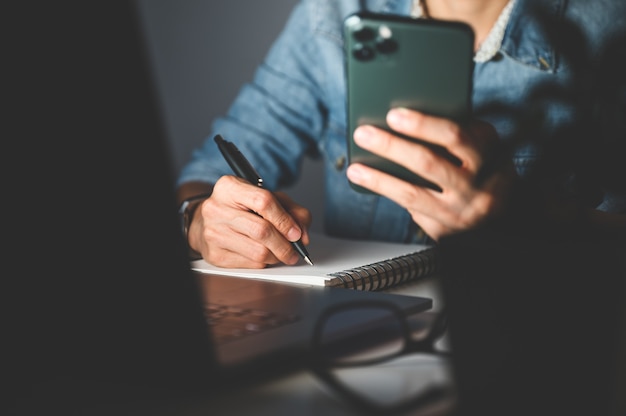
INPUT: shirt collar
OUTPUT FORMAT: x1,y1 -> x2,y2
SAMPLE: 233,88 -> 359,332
501,0 -> 563,72
410,0 -> 516,63
376,0 -> 561,71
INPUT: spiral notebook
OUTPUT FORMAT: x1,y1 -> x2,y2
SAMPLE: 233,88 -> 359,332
191,232 -> 438,291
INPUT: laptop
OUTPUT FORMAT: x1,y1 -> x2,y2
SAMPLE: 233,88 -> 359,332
7,2 -> 432,412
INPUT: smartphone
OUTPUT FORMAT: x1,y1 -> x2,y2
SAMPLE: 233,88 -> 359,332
344,12 -> 475,193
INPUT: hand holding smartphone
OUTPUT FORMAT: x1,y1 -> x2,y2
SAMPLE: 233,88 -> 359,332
344,12 -> 475,193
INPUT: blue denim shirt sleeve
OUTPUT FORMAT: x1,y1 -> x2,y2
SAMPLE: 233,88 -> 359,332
177,0 -> 340,191
178,0 -> 626,244
176,0 -> 425,243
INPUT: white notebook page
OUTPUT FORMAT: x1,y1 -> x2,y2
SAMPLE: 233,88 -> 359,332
191,232 -> 432,286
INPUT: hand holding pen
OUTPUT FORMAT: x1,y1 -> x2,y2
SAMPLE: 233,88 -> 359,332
214,134 -> 313,266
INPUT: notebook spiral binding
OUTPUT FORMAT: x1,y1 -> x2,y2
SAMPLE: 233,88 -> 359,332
327,247 -> 438,291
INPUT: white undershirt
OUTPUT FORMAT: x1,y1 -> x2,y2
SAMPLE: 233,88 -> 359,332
410,0 -> 516,62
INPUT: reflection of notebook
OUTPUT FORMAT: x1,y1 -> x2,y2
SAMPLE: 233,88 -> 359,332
198,274 -> 431,374
9,3 -> 433,412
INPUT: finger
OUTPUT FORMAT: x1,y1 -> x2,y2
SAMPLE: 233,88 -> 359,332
345,163 -> 478,241
206,177 -> 301,265
345,163 -> 471,237
346,163 -> 444,213
235,213 -> 302,265
385,110 -> 507,190
275,192 -> 312,244
405,213 -> 454,242
205,216 -> 299,267
353,125 -> 472,191
205,245 -> 269,269
216,176 -> 303,243
386,108 -> 483,171
205,237 -> 278,269
232,181 -> 304,244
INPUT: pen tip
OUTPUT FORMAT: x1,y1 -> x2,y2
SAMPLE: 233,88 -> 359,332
304,256 -> 314,266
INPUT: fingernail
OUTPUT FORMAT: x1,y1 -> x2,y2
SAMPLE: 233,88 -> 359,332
387,107 -> 410,128
287,226 -> 301,242
354,126 -> 376,146
346,164 -> 367,183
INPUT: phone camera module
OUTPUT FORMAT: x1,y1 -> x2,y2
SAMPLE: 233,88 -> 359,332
375,37 -> 398,54
352,43 -> 375,61
375,25 -> 397,54
378,25 -> 392,39
352,26 -> 375,42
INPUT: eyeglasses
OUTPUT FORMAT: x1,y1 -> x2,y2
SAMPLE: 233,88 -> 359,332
310,300 -> 454,415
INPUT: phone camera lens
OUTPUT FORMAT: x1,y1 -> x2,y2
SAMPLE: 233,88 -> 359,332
375,37 -> 398,54
353,27 -> 375,42
352,43 -> 375,61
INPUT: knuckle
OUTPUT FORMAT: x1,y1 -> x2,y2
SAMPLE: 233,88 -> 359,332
273,213 -> 295,234
247,220 -> 274,241
276,244 -> 295,261
201,197 -> 219,216
443,122 -> 463,147
249,189 -> 274,212
214,175 -> 236,191
247,243 -> 272,264
203,227 -> 220,244
396,185 -> 422,208
458,195 -> 496,229
416,149 -> 438,175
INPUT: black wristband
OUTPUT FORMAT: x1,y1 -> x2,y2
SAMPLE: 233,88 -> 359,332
178,193 -> 211,258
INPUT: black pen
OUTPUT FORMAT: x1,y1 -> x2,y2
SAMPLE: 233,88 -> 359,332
214,134 -> 313,266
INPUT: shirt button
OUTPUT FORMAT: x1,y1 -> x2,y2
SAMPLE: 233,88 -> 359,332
538,56 -> 551,70
334,156 -> 346,171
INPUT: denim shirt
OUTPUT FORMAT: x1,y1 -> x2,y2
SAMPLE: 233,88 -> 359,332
177,0 -> 626,244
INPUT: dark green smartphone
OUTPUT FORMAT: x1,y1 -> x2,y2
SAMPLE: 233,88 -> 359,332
344,12 -> 475,193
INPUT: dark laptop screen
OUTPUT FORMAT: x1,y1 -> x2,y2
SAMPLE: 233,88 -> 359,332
9,1 -> 218,410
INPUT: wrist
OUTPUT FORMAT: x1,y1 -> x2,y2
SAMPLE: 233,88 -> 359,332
178,193 -> 211,259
